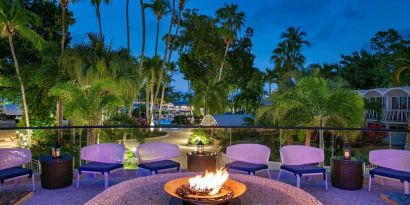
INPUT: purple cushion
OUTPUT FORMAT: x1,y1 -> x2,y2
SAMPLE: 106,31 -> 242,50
0,167 -> 32,184
281,164 -> 326,179
78,162 -> 123,174
225,161 -> 268,174
370,167 -> 410,182
138,160 -> 180,174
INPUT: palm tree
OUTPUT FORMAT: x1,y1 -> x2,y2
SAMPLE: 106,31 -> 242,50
192,80 -> 227,115
257,77 -> 364,148
167,0 -> 186,64
59,33 -> 142,119
91,0 -> 110,38
153,0 -> 175,118
126,0 -> 130,51
216,3 -> 245,81
145,0 -> 170,56
271,27 -> 310,86
138,0 -> 146,72
264,68 -> 278,97
49,79 -> 122,144
0,1 -> 44,129
142,56 -> 162,124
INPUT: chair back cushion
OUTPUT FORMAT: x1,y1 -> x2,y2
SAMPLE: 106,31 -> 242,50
369,149 -> 410,172
280,145 -> 324,165
81,143 -> 125,164
136,142 -> 179,163
226,144 -> 270,164
0,148 -> 32,170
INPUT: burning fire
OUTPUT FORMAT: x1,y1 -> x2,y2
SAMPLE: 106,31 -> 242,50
188,168 -> 229,195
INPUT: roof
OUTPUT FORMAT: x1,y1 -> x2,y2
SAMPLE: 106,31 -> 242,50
358,86 -> 410,96
200,114 -> 254,126
2,104 -> 22,116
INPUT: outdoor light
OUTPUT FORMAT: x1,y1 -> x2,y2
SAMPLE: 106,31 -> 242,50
343,142 -> 351,160
51,141 -> 61,159
196,140 -> 205,154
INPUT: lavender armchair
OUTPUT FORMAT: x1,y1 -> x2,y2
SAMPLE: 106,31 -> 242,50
368,149 -> 410,194
77,143 -> 125,189
225,144 -> 271,178
0,148 -> 35,191
278,145 -> 327,191
136,142 -> 180,175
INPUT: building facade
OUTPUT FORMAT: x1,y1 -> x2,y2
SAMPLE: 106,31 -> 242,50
358,86 -> 410,130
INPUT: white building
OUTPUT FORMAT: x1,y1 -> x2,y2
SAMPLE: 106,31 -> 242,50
358,86 -> 410,130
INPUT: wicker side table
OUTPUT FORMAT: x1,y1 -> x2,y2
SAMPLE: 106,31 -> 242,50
331,157 -> 364,190
39,155 -> 73,189
187,152 -> 217,172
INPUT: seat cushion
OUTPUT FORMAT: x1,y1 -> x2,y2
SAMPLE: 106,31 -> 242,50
78,162 -> 123,174
138,160 -> 180,173
281,164 -> 326,178
0,167 -> 32,184
225,161 -> 268,174
370,167 -> 410,182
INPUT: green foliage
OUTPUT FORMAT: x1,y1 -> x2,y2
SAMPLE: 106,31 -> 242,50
49,79 -> 123,125
173,115 -> 191,125
340,50 -> 390,89
188,129 -> 212,145
257,77 -> 365,145
271,27 -> 310,86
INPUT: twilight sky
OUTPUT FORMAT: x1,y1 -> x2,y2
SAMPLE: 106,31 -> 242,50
68,0 -> 410,92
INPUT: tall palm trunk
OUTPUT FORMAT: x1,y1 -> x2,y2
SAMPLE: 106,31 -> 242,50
305,129 -> 311,146
138,0 -> 146,72
57,2 -> 68,139
127,101 -> 133,117
60,3 -> 67,52
218,43 -> 229,81
154,0 -> 175,111
158,84 -> 166,122
96,4 -> 103,38
8,35 -> 30,128
149,80 -> 155,125
154,19 -> 160,56
126,0 -> 130,51
145,84 -> 150,123
319,115 -> 324,149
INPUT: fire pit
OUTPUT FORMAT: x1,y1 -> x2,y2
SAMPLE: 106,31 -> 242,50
164,169 -> 246,205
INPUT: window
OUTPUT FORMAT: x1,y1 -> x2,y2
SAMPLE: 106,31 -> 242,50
391,96 -> 408,110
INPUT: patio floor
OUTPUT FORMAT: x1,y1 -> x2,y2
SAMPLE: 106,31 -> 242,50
2,170 -> 402,205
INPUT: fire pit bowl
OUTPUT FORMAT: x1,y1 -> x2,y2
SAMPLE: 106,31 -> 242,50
164,177 -> 246,205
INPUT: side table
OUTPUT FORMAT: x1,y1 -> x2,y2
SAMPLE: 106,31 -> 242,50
187,151 -> 217,172
331,157 -> 364,190
39,155 -> 73,189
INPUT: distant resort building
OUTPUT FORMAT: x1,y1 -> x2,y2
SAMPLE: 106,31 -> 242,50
358,86 -> 410,129
358,86 -> 410,148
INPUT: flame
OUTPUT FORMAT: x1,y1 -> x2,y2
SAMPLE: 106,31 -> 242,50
188,168 -> 229,195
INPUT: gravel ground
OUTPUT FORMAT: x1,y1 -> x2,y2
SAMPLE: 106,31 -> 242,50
1,170 -> 401,205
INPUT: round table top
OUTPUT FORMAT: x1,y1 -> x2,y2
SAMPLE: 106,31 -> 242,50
332,157 -> 364,164
186,151 -> 217,157
39,155 -> 72,163
85,172 -> 322,205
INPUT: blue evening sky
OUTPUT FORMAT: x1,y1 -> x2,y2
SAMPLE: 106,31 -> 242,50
69,0 -> 410,92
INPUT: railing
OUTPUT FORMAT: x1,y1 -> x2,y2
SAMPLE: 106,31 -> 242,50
366,109 -> 410,122
0,125 -> 408,170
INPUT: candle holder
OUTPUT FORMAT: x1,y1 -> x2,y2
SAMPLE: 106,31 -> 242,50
51,142 -> 62,159
343,142 -> 351,160
196,140 -> 205,154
